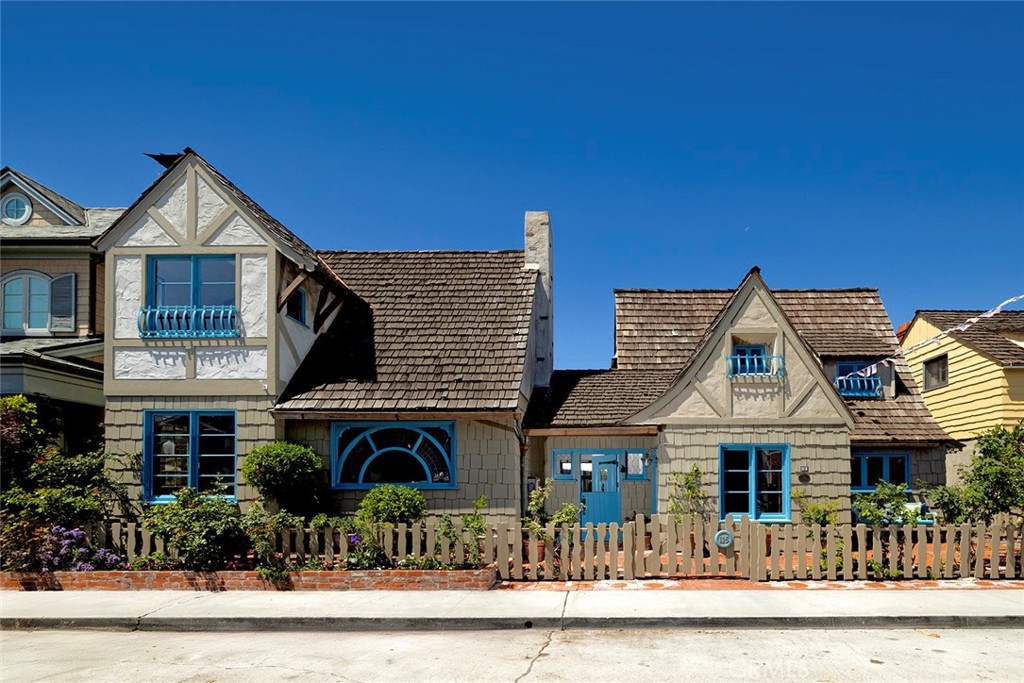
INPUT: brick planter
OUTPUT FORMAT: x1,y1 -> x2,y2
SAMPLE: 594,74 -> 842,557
0,566 -> 498,591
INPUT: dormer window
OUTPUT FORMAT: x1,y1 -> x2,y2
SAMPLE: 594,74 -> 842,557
1,192 -> 32,226
835,361 -> 883,399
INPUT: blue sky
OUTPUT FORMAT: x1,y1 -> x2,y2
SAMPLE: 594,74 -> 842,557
3,2 -> 1021,368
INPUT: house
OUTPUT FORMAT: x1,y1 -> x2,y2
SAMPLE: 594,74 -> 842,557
0,168 -> 124,452
95,149 -> 552,518
524,268 -> 955,525
901,309 -> 1024,482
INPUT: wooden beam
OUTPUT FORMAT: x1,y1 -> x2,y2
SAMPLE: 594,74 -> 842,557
523,426 -> 660,437
277,272 -> 309,312
313,288 -> 344,333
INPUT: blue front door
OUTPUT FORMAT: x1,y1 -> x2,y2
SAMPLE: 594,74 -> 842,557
581,456 -> 621,526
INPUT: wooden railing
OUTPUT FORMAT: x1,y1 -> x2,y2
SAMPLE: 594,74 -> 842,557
91,515 -> 1023,583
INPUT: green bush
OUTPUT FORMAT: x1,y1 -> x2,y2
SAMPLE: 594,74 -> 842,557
143,487 -> 243,570
241,442 -> 322,512
926,422 -> 1024,524
241,502 -> 303,573
355,484 -> 427,527
852,481 -> 918,526
0,395 -> 48,489
521,479 -> 583,538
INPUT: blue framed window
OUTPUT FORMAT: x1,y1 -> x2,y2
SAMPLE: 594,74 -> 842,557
143,410 -> 237,502
835,361 -> 882,399
851,452 -> 910,492
331,422 -> 456,489
140,255 -> 239,338
550,448 -> 651,481
719,444 -> 790,522
285,282 -> 307,326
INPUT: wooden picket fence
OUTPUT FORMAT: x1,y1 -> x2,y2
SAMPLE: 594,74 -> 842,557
94,515 -> 1023,583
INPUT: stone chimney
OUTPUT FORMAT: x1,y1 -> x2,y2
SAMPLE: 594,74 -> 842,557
524,211 -> 553,388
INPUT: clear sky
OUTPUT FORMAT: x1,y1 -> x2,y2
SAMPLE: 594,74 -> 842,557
3,2 -> 1021,368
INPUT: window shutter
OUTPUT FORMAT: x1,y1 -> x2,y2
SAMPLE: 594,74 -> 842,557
49,273 -> 76,332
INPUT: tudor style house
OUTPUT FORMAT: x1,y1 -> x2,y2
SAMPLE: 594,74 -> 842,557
524,268 -> 955,525
95,149 -> 553,519
901,309 -> 1024,481
0,167 -> 123,452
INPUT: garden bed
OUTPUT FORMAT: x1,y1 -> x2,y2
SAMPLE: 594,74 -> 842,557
0,566 -> 499,591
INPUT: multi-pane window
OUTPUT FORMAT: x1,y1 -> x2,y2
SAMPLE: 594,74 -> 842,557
923,355 -> 948,391
2,273 -> 49,332
145,411 -> 237,500
332,422 -> 456,489
285,283 -> 307,325
850,452 -> 909,492
142,256 -> 238,337
719,445 -> 789,521
550,449 -> 652,482
729,345 -> 767,375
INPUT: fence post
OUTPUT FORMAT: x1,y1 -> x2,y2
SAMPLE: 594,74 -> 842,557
974,523 -> 987,579
623,522 -> 634,580
647,515 -> 661,575
496,522 -> 510,580
634,514 -> 646,578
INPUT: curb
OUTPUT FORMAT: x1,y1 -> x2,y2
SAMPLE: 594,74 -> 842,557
4,614 -> 1022,632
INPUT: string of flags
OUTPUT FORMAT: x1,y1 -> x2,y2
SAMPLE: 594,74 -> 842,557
837,293 -> 1024,380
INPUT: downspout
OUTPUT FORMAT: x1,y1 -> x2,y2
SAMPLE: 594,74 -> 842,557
650,446 -> 658,517
514,418 -> 529,518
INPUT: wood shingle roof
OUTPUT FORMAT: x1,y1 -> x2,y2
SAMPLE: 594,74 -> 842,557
917,310 -> 1024,367
276,250 -> 537,414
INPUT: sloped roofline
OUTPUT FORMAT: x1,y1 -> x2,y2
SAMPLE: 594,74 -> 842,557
93,148 -> 350,293
909,309 -> 1024,368
0,167 -> 86,226
614,286 -> 880,294
623,266 -> 856,427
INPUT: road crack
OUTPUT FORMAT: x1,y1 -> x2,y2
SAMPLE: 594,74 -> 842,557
513,629 -> 555,683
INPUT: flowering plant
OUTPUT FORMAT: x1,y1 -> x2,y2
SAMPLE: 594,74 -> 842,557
37,526 -> 127,572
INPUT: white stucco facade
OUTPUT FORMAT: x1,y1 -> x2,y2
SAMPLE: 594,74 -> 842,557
195,347 -> 267,379
239,255 -> 268,338
113,256 -> 142,339
118,214 -> 177,247
153,176 -> 187,237
196,175 -> 228,236
113,348 -> 187,379
207,215 -> 267,247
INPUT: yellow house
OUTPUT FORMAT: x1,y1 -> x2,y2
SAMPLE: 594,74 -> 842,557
901,309 -> 1024,480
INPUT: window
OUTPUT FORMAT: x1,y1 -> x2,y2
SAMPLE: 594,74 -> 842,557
331,422 -> 456,489
550,448 -> 652,481
834,361 -> 882,399
143,411 -> 236,501
141,255 -> 238,338
0,270 -> 75,335
923,355 -> 948,391
285,282 -> 307,325
1,192 -> 32,226
851,452 -> 909,492
719,444 -> 790,521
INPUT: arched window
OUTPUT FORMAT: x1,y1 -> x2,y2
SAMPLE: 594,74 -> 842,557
2,271 -> 51,334
331,422 -> 456,489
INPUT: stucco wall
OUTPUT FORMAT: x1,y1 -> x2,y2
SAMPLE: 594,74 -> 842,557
286,418 -> 523,520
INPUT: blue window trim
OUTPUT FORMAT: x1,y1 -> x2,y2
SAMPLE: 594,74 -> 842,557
718,443 -> 791,523
851,452 -> 911,493
285,284 -> 307,326
142,409 -> 237,504
551,449 -> 575,481
330,421 -> 457,490
549,448 -> 651,482
836,361 -> 871,378
146,255 -> 236,308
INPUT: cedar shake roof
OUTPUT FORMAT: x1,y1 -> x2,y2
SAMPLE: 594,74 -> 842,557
917,310 -> 1024,367
524,369 -> 677,428
276,250 -> 537,414
530,279 -> 952,444
614,288 -> 897,370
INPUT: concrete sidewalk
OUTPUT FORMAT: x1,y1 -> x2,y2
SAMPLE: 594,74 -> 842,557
2,587 -> 1023,631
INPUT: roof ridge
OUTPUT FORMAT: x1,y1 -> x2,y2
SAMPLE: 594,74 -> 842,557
615,287 -> 880,294
319,249 -> 524,255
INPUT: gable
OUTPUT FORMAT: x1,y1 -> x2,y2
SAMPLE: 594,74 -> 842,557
626,271 -> 854,427
1,174 -> 82,227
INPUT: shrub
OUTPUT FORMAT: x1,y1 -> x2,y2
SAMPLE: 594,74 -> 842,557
0,395 -> 47,489
241,502 -> 304,573
926,422 -> 1024,524
852,481 -> 918,526
666,464 -> 714,526
242,442 -> 322,512
355,484 -> 427,528
522,479 -> 583,537
142,487 -> 243,570
792,488 -> 840,526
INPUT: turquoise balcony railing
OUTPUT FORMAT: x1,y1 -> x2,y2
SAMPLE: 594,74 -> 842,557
138,305 -> 240,338
835,375 -> 883,399
726,354 -> 785,378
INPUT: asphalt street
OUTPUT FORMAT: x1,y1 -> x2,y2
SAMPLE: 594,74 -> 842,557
2,628 -> 1022,683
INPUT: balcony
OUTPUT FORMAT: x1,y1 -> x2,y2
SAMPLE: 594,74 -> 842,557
726,354 -> 784,378
138,305 -> 240,339
835,375 -> 883,399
